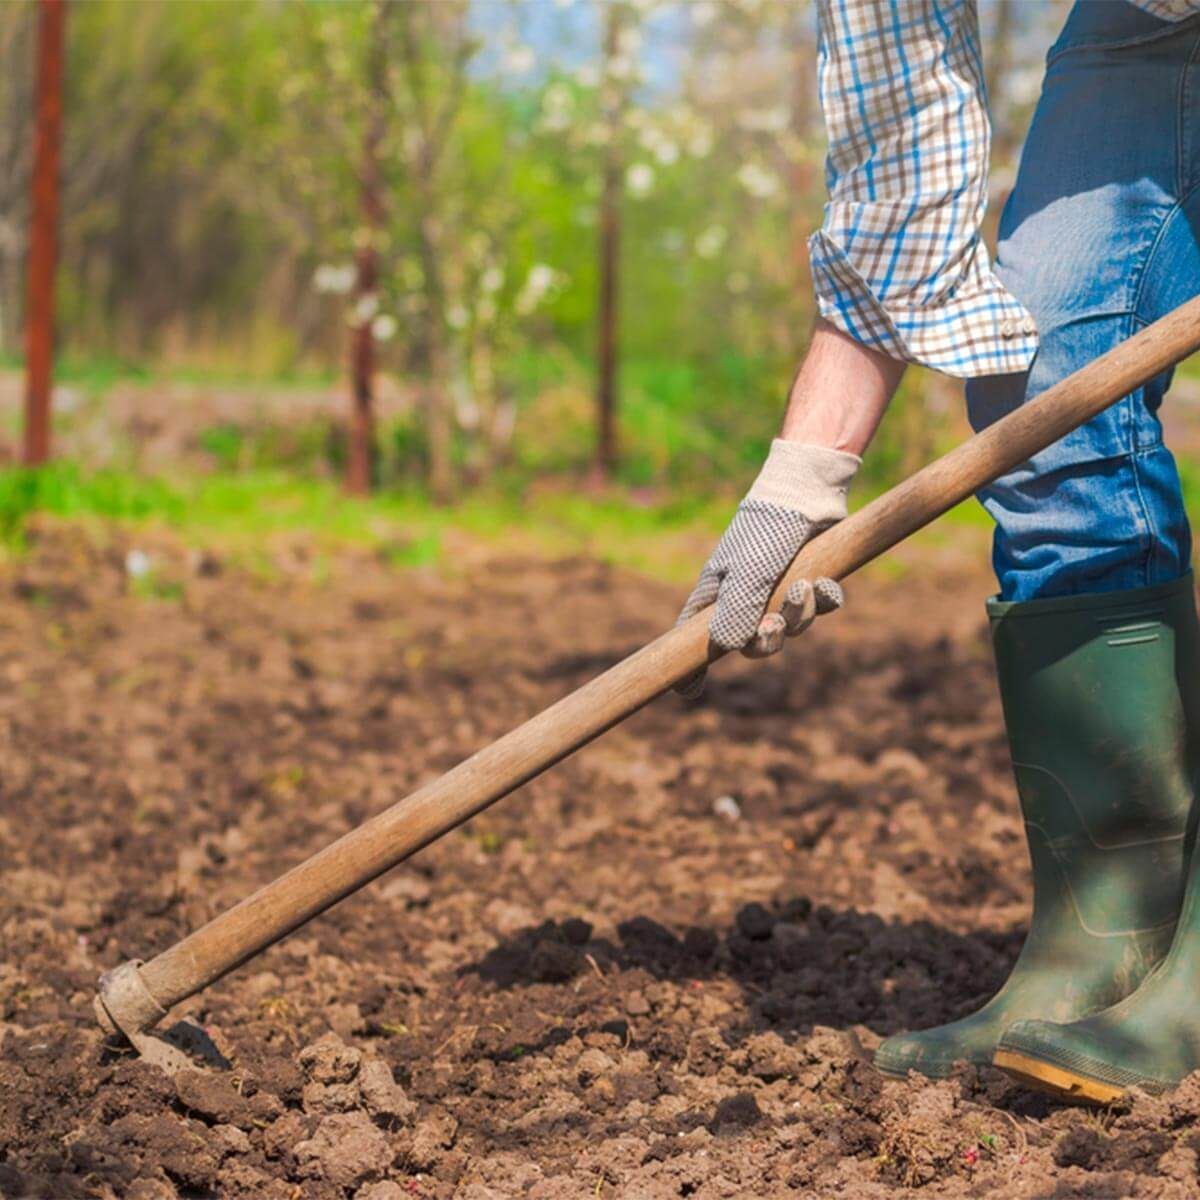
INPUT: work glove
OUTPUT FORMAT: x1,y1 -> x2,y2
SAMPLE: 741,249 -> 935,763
674,439 -> 860,698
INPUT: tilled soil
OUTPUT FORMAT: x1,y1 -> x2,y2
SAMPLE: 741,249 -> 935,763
3,521 -> 1200,1198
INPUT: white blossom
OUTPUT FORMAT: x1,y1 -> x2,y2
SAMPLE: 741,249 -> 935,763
516,264 -> 563,315
540,109 -> 572,134
606,53 -> 637,82
313,263 -> 356,295
542,82 -> 574,116
738,106 -> 790,135
687,128 -> 714,158
480,266 -> 505,294
446,304 -> 470,330
617,25 -> 642,57
626,163 -> 655,197
455,388 -> 481,430
353,293 -> 380,324
736,161 -> 781,200
371,314 -> 398,342
125,549 -> 152,579
505,44 -> 536,75
695,225 -> 727,259
654,139 -> 679,166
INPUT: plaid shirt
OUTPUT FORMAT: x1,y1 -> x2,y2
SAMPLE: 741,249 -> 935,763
810,0 -> 1200,378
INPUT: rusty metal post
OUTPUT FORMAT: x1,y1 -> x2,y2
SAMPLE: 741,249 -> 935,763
23,0 -> 66,466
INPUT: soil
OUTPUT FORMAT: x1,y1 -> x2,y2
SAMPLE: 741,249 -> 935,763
3,519 -> 1200,1198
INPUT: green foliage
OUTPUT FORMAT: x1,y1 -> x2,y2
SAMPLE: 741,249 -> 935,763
0,462 -> 183,545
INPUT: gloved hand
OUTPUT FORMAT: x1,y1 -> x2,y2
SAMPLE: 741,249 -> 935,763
674,439 -> 860,697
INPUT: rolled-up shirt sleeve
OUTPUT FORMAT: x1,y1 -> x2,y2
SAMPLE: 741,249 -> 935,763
808,0 -> 1038,377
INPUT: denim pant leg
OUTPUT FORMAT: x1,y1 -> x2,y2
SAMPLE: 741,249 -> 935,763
965,4 -> 1200,602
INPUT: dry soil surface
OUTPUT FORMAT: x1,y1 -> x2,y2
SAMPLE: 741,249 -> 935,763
3,522 -> 1200,1198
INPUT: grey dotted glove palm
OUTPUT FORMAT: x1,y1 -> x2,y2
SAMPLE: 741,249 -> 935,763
675,439 -> 860,698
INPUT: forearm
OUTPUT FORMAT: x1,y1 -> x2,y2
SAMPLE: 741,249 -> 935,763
779,317 -> 905,456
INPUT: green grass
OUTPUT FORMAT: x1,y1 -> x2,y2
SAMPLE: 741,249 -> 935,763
0,349 -> 336,393
0,458 -> 1007,588
0,461 -> 744,582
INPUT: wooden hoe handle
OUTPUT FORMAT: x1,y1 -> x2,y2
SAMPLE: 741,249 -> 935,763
96,294 -> 1200,1045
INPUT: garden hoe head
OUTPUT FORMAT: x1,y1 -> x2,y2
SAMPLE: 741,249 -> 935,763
95,961 -> 230,1073
92,296 -> 1200,1075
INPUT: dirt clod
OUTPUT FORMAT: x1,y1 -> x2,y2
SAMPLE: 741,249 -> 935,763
294,1111 -> 393,1188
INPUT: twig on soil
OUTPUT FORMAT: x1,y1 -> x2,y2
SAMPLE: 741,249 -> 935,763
999,1110 -> 1029,1158
584,953 -> 604,979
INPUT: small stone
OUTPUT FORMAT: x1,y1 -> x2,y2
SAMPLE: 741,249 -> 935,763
294,1111 -> 393,1189
577,1048 -> 616,1082
242,971 -> 282,1000
356,1184 -> 408,1200
358,1056 -> 416,1122
713,795 -> 741,822
298,1031 -> 361,1084
736,902 -> 775,941
248,1091 -> 284,1122
327,1003 -> 364,1039
378,873 -> 432,909
211,1124 -> 251,1157
624,990 -> 650,1017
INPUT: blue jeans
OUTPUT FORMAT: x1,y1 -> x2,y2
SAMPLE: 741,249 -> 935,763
967,2 -> 1200,602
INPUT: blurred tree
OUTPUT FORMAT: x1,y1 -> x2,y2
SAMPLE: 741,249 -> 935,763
394,0 -> 474,502
346,0 -> 391,496
593,0 -> 630,480
23,0 -> 65,466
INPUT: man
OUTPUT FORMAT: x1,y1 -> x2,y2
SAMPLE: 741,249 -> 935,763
678,0 -> 1200,1102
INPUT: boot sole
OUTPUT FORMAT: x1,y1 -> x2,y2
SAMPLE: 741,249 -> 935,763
992,1049 -> 1127,1106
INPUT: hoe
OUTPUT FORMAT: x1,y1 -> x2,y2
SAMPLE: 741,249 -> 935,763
96,295 -> 1200,1073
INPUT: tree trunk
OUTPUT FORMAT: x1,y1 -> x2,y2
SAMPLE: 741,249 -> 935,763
346,1 -> 389,496
593,1 -> 622,481
22,0 -> 65,467
417,204 -> 452,503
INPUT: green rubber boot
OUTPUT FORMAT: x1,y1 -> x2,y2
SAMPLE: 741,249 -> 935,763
996,580 -> 1200,1102
876,575 -> 1198,1082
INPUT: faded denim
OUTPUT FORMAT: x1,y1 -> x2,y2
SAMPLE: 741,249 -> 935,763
966,2 -> 1200,601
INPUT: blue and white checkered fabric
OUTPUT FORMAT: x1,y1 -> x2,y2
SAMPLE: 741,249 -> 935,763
810,0 -> 1200,378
